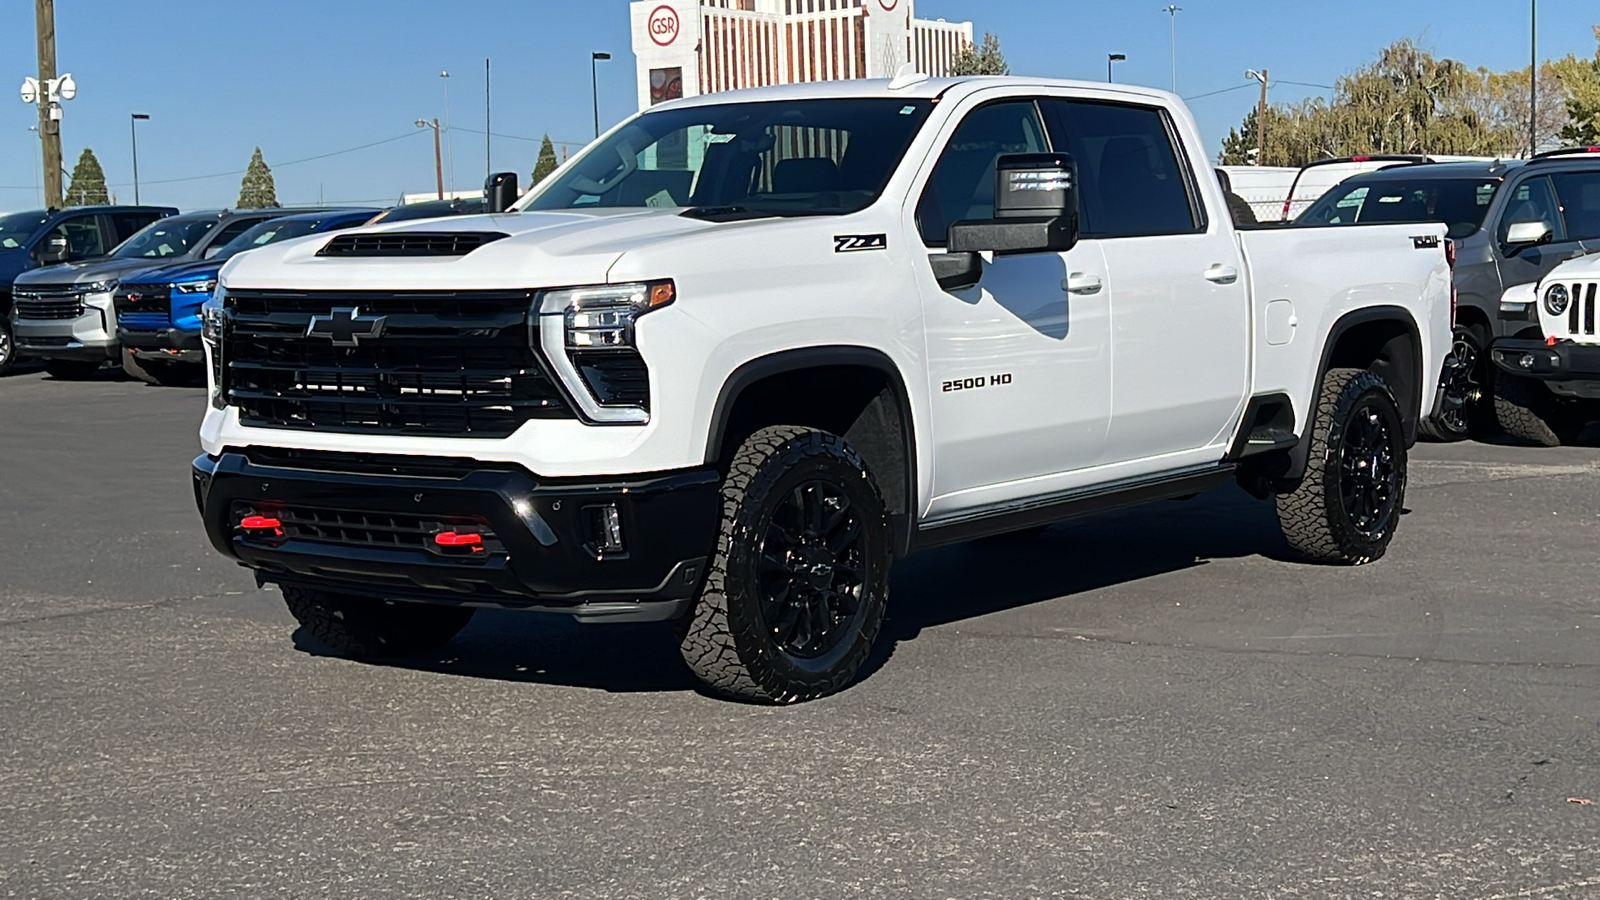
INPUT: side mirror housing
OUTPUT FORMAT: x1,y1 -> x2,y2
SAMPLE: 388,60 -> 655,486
485,171 -> 519,212
1504,220 -> 1553,252
35,233 -> 70,264
948,152 -> 1080,256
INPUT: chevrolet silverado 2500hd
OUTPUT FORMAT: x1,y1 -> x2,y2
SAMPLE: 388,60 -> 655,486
192,76 -> 1454,702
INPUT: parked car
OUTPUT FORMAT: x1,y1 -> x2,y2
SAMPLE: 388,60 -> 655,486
115,208 -> 376,385
11,208 -> 295,380
193,77 -> 1453,703
1487,250 -> 1600,444
1295,147 -> 1600,439
0,205 -> 175,376
365,196 -> 485,224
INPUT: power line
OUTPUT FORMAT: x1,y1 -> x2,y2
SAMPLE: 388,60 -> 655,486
450,126 -> 591,148
100,130 -> 428,188
1183,83 -> 1256,101
1276,80 -> 1335,90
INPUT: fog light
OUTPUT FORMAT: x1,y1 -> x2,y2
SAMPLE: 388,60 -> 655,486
1519,354 -> 1535,369
587,504 -> 625,556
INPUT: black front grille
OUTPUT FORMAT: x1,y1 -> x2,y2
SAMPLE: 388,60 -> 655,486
231,501 -> 505,562
114,283 -> 172,315
1567,283 -> 1599,336
13,291 -> 84,320
317,231 -> 508,257
223,289 -> 575,438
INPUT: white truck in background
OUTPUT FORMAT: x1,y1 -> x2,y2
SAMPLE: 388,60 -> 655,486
192,75 -> 1455,703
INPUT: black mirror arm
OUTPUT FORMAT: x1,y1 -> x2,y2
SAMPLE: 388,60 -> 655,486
930,251 -> 983,291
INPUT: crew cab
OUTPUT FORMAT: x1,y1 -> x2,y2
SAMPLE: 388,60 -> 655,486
0,204 -> 175,376
1295,147 -> 1600,439
193,76 -> 1453,702
115,209 -> 375,385
1487,251 -> 1600,445
12,208 -> 292,380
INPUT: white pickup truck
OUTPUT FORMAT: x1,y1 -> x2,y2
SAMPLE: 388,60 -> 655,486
192,75 -> 1453,702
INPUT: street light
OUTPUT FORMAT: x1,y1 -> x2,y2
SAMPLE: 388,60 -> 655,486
416,118 -> 444,200
130,113 -> 149,204
1530,0 -> 1538,157
440,71 -> 454,192
1107,53 -> 1126,83
1162,5 -> 1182,93
592,52 -> 612,140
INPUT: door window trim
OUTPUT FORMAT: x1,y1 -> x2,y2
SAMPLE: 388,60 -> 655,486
914,97 -> 1053,248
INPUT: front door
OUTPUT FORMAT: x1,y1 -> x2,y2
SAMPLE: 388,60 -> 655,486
912,97 -> 1113,518
1496,175 -> 1586,307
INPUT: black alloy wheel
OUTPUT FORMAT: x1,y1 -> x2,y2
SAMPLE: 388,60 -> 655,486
0,319 -> 14,376
756,480 -> 869,660
1337,401 -> 1400,541
1418,325 -> 1483,441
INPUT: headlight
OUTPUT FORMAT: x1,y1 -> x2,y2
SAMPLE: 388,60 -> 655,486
1545,283 -> 1570,316
536,280 -> 674,424
175,279 -> 217,295
81,280 -> 118,295
203,287 -> 227,409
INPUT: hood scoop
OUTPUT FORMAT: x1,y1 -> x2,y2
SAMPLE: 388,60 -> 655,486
317,231 -> 509,258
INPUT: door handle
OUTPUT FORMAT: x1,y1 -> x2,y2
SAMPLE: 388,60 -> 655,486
1204,264 -> 1240,285
1064,273 -> 1103,295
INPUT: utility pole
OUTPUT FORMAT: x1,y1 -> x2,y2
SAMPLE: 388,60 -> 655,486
34,0 -> 62,208
416,118 -> 443,199
1162,5 -> 1182,94
1247,69 -> 1269,166
1529,0 -> 1538,157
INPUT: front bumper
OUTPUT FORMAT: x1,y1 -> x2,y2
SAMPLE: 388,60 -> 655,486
119,325 -> 204,363
192,449 -> 720,622
1489,338 -> 1600,398
14,307 -> 119,361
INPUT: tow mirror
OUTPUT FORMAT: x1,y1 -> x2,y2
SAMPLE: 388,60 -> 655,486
485,172 -> 519,212
948,153 -> 1080,256
36,232 -> 70,264
1504,220 -> 1552,252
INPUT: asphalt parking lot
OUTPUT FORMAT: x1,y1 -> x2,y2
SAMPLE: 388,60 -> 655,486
0,366 -> 1596,900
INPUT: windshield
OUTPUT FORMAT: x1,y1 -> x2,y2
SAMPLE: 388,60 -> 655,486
1297,177 -> 1501,239
210,218 -> 324,261
524,98 -> 935,217
111,216 -> 219,260
0,211 -> 47,250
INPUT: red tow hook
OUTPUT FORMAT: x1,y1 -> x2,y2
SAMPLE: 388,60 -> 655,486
434,531 -> 485,552
239,515 -> 284,538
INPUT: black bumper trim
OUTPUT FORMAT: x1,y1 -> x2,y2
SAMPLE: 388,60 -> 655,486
1489,338 -> 1600,380
119,326 -> 202,353
193,451 -> 719,618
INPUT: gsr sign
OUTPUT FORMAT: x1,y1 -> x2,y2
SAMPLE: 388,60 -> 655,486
649,5 -> 680,46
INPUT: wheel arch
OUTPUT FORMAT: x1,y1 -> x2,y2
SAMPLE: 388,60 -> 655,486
704,346 -> 919,558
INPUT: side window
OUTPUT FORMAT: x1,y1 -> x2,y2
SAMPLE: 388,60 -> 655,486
110,212 -> 160,243
1551,171 -> 1600,241
204,218 -> 265,257
916,100 -> 1049,246
1499,176 -> 1565,243
1043,99 -> 1200,238
48,215 -> 107,261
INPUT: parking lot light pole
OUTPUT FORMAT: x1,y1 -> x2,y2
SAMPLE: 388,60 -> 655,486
1107,53 -> 1126,83
416,118 -> 443,199
592,52 -> 612,140
129,112 -> 148,204
1530,0 -> 1537,158
1162,5 -> 1181,93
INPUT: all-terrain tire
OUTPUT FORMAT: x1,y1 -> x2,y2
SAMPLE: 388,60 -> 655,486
677,425 -> 891,704
1416,324 -> 1485,443
0,318 -> 15,376
1492,370 -> 1587,447
1276,367 -> 1407,565
281,586 -> 475,658
122,351 -> 200,387
44,359 -> 103,381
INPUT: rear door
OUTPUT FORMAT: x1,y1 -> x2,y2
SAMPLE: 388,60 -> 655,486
1551,169 -> 1600,252
1042,98 -> 1249,469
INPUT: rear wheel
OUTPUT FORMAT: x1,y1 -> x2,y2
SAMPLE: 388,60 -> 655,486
1276,368 -> 1407,565
44,359 -> 103,381
1417,324 -> 1485,442
1492,371 -> 1588,447
0,318 -> 15,376
123,351 -> 200,386
677,425 -> 891,704
281,586 -> 475,658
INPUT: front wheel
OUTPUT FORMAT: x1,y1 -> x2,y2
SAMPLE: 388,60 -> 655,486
1492,370 -> 1588,447
282,586 -> 476,658
677,426 -> 891,704
0,318 -> 15,376
1275,368 -> 1408,565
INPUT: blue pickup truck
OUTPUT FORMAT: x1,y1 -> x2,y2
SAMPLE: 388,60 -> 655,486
115,208 -> 375,384
0,205 -> 176,376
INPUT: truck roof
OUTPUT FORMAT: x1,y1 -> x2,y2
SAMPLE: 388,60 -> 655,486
649,75 -> 1177,111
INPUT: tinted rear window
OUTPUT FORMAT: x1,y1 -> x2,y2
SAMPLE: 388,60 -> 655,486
1297,178 -> 1500,239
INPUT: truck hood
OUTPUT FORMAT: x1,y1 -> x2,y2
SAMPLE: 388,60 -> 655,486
121,258 -> 221,287
1544,250 -> 1600,281
12,256 -> 185,289
219,208 -> 736,291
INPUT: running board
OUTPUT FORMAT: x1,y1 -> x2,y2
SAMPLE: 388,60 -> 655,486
913,465 -> 1237,551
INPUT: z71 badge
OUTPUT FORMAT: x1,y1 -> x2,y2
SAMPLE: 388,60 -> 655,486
834,234 -> 888,253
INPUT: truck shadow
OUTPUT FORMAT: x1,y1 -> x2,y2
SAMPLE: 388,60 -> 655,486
326,485 -> 1291,697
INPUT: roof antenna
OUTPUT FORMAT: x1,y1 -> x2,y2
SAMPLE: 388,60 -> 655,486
888,63 -> 930,91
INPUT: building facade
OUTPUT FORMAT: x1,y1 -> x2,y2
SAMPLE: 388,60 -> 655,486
630,0 -> 973,111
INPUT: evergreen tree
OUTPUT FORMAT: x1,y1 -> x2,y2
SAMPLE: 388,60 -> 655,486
948,33 -> 1009,77
531,134 -> 560,185
63,148 -> 109,206
1559,27 -> 1600,145
237,147 -> 280,208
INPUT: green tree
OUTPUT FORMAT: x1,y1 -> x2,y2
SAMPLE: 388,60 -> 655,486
948,32 -> 1009,77
1559,26 -> 1600,145
63,148 -> 109,206
237,147 -> 280,208
531,134 -> 559,185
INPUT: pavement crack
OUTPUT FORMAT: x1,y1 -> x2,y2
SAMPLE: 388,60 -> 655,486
0,594 -> 201,628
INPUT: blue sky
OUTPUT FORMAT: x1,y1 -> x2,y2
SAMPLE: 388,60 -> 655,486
2,0 -> 1597,212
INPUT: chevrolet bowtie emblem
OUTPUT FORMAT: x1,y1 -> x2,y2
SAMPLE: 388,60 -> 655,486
306,307 -> 387,346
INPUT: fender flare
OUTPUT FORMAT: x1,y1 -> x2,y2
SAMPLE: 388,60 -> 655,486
704,345 -> 920,558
